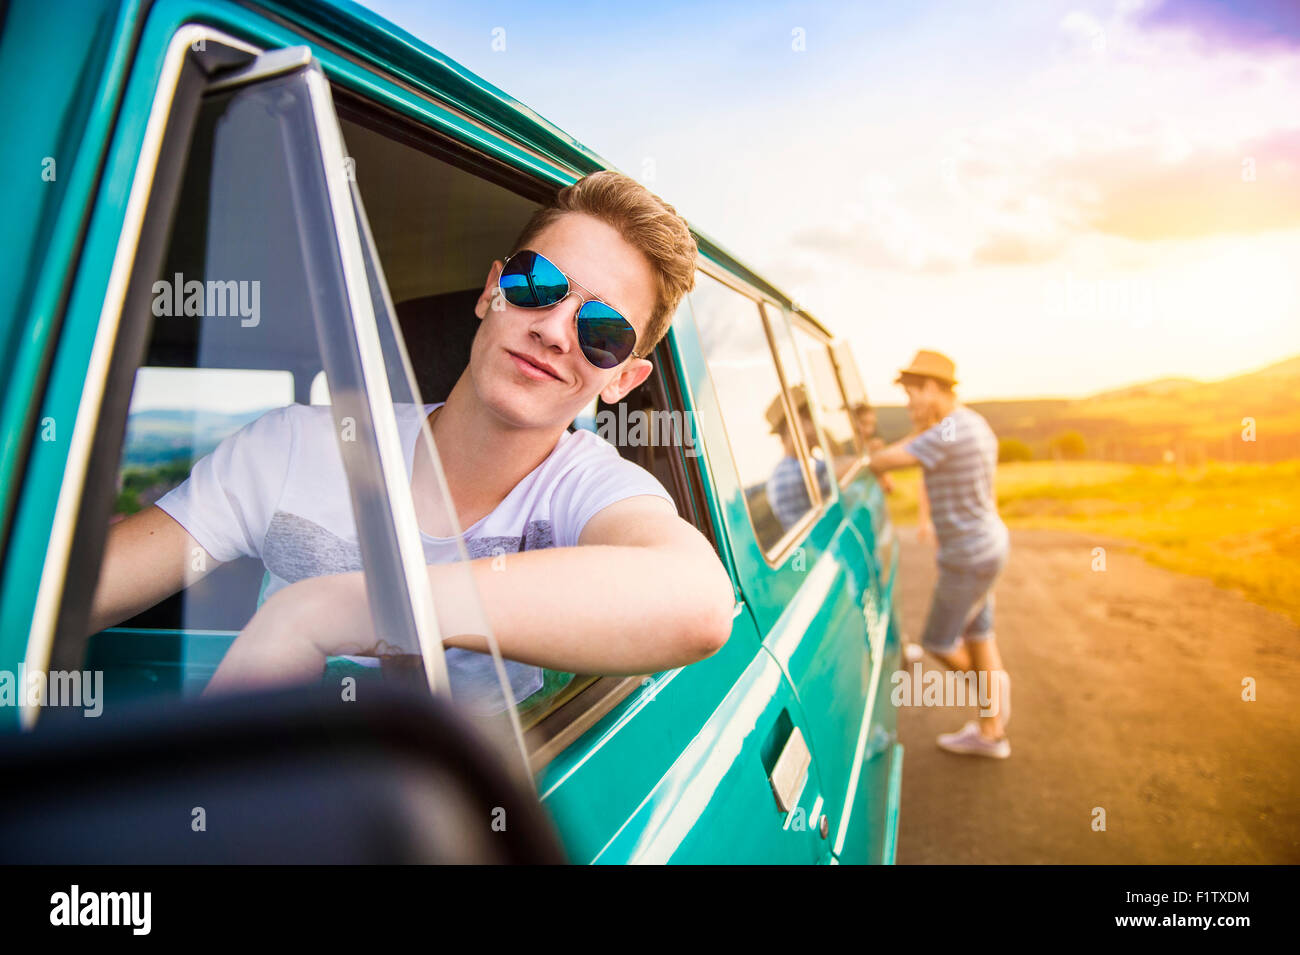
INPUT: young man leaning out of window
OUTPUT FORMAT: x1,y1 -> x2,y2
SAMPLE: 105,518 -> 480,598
89,171 -> 736,700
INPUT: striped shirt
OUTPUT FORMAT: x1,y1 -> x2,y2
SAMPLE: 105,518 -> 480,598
766,454 -> 831,532
905,405 -> 1009,567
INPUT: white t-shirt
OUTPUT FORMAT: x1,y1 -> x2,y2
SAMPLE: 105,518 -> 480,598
155,401 -> 677,704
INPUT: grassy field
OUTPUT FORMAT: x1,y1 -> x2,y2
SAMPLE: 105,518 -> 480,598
884,459 -> 1300,624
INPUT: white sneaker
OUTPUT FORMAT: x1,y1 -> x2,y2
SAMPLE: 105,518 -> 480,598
937,721 -> 1010,759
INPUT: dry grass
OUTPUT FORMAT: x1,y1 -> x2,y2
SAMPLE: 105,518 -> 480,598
884,460 -> 1300,624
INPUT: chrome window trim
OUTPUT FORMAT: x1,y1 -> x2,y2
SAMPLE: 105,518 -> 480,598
300,63 -> 453,697
22,25 -> 260,730
838,455 -> 871,489
526,674 -> 648,775
206,44 -> 312,91
696,257 -> 771,309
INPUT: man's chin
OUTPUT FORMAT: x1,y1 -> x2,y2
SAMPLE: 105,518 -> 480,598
482,387 -> 573,432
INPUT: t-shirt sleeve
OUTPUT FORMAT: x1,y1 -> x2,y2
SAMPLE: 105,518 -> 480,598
154,405 -> 297,563
551,436 -> 678,548
905,416 -> 957,469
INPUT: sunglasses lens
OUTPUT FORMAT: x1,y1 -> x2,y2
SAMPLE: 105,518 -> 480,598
577,301 -> 637,369
499,250 -> 567,307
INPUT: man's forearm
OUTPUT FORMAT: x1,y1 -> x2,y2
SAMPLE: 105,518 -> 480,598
435,543 -> 735,675
209,539 -> 736,697
273,542 -> 735,678
869,438 -> 919,474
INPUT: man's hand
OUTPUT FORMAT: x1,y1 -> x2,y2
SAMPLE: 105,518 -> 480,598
201,572 -> 375,696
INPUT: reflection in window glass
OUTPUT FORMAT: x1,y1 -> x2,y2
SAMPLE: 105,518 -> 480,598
692,272 -> 811,552
763,303 -> 831,509
793,325 -> 863,480
830,340 -> 880,451
117,368 -> 293,520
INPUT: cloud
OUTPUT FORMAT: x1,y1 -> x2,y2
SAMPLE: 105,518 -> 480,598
1068,127 -> 1300,240
973,230 -> 1071,266
1138,0 -> 1300,52
789,177 -> 968,273
789,223 -> 964,274
782,1 -> 1300,275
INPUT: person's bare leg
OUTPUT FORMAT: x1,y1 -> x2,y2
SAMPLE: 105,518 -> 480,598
927,641 -> 971,672
928,641 -> 1001,734
966,635 -> 1007,740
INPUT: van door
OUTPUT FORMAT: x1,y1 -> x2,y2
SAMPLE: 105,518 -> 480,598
678,270 -> 876,859
534,599 -> 831,864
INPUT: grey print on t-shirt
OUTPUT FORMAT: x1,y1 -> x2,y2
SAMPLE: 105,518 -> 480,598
259,509 -> 546,706
464,519 -> 554,559
263,511 -> 556,580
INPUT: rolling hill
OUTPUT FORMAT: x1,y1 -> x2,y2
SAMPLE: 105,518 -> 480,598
874,356 -> 1300,463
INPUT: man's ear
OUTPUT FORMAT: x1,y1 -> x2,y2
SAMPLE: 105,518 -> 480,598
599,357 -> 654,405
474,260 -> 505,320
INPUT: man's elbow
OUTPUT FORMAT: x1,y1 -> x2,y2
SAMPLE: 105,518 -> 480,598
681,564 -> 735,663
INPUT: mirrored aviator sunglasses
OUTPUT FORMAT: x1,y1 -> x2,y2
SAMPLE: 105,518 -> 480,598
497,249 -> 640,369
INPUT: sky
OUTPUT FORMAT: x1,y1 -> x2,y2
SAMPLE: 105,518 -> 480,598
359,0 -> 1300,402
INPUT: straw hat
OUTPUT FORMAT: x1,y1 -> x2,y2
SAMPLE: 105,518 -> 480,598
895,349 -> 957,386
765,383 -> 812,432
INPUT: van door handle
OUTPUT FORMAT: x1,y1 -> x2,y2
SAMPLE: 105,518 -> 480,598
769,726 -> 811,813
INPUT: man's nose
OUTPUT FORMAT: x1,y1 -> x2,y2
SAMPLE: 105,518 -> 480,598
526,294 -> 580,353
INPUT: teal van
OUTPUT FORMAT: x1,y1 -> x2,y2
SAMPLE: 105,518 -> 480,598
0,0 -> 903,864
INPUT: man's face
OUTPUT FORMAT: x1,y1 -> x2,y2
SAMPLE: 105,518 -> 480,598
468,212 -> 657,430
903,379 -> 941,428
854,407 -> 877,437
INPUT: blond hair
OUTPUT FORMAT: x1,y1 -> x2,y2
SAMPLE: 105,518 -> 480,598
510,170 -> 698,355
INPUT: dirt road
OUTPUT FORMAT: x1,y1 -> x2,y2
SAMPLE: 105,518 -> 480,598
892,527 -> 1300,864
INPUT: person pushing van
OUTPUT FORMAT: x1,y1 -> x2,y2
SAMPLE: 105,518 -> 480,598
867,350 -> 1013,758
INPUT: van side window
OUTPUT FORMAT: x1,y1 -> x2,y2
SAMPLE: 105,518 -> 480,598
793,321 -> 864,482
763,301 -> 832,504
691,271 -> 814,554
830,340 -> 873,444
